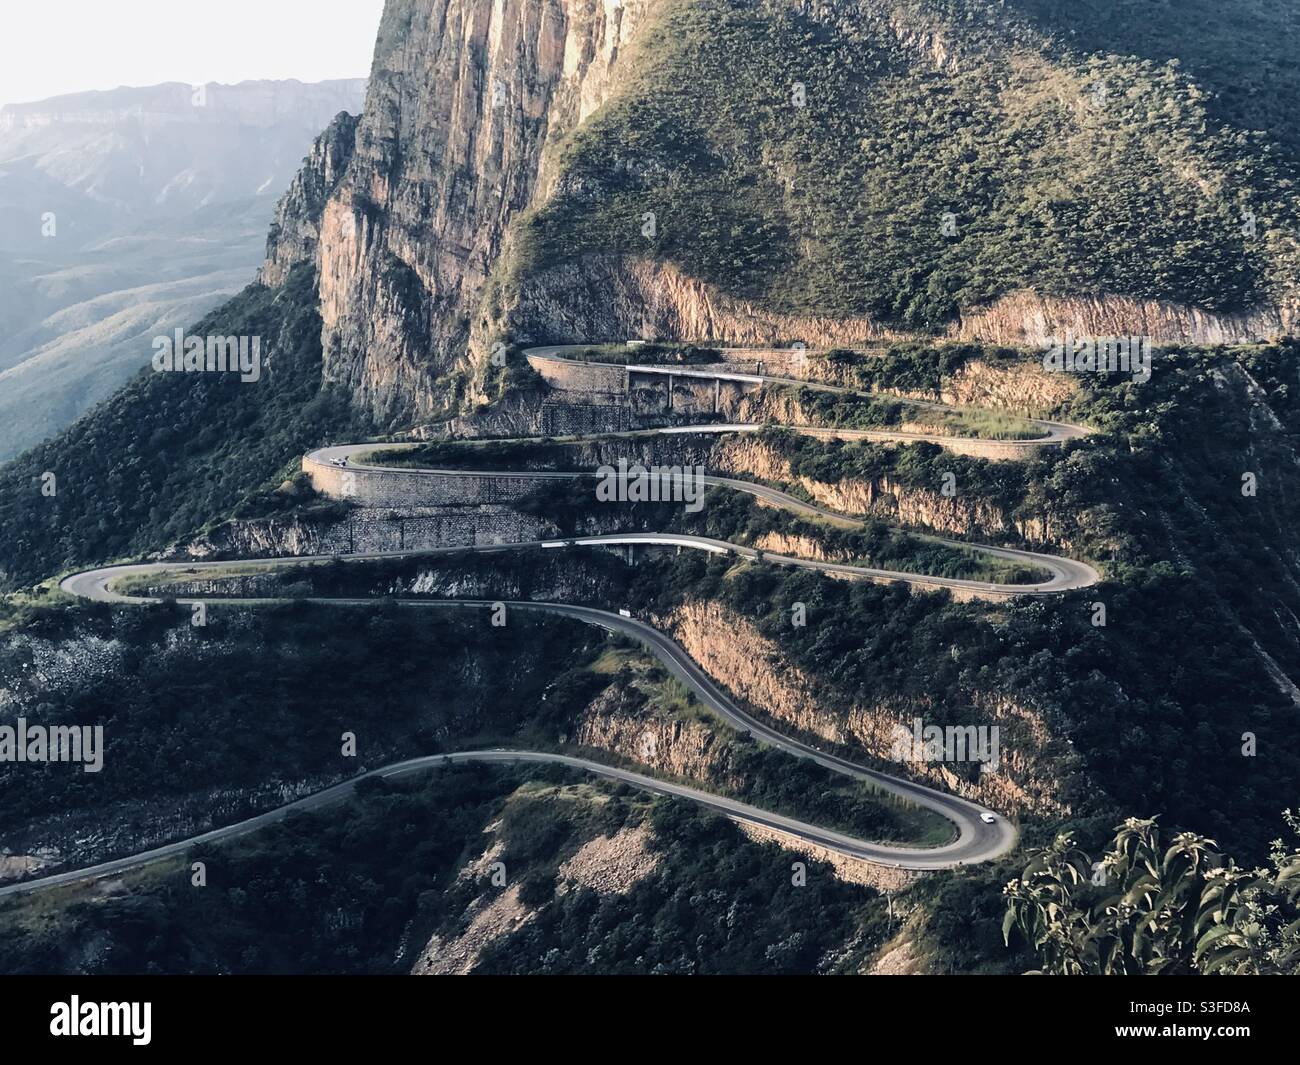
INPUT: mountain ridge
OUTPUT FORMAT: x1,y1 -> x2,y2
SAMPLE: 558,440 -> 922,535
0,77 -> 366,459
250,0 -> 1300,432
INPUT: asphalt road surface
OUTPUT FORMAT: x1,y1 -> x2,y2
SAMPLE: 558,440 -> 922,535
29,580 -> 1019,895
9,344 -> 1089,895
307,443 -> 1099,597
523,344 -> 1091,448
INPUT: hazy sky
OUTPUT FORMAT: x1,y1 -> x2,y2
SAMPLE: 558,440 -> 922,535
0,0 -> 388,109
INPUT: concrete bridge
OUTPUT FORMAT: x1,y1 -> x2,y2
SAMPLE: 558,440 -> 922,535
521,344 -> 1088,458
624,362 -> 765,413
525,346 -> 765,414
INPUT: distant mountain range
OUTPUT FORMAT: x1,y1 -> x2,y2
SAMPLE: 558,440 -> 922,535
0,78 -> 366,460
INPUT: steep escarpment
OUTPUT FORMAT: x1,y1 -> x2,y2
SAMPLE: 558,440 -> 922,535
299,0 -> 662,424
237,0 -> 1300,435
507,256 -> 1300,351
260,112 -> 361,288
507,255 -> 894,347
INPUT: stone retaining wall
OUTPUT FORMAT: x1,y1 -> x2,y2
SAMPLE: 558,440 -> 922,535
182,506 -> 548,559
305,456 -> 550,507
527,353 -> 626,392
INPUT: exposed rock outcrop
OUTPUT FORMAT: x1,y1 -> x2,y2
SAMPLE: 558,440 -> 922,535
250,0 -> 1298,435
956,289 -> 1300,347
556,824 -> 659,895
411,835 -> 534,975
505,254 -> 896,347
172,505 -> 548,561
260,111 -> 360,287
308,0 -> 660,423
708,435 -> 1052,543
507,253 -> 1299,352
662,599 -> 1071,817
572,685 -> 743,789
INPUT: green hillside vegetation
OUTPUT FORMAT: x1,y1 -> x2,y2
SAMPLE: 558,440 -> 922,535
673,487 -> 1051,583
0,766 -> 890,975
0,596 -> 940,882
506,477 -> 1048,583
0,265 -> 367,590
471,787 -> 887,974
637,343 -> 1300,861
1006,811 -> 1300,975
518,0 -> 1299,329
360,337 -> 1300,862
5,0 -> 1300,979
1008,0 -> 1300,158
0,603 -> 599,869
775,385 -> 1044,439
99,335 -> 1300,869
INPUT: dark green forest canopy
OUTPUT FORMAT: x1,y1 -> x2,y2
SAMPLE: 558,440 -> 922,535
1008,0 -> 1300,154
0,765 -> 888,975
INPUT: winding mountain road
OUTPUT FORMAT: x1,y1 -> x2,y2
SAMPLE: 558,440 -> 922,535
524,344 -> 1091,452
307,442 -> 1098,598
8,345 -> 1098,896
0,746 -> 1003,901
24,581 -> 1016,895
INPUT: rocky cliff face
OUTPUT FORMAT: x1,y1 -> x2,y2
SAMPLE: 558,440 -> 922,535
573,684 -> 742,787
504,254 -> 896,347
663,599 -> 1071,817
254,0 -> 1298,432
505,255 -> 1300,351
260,112 -> 360,288
287,0 -> 660,424
956,290 -> 1300,347
170,504 -> 549,562
927,357 -> 1078,416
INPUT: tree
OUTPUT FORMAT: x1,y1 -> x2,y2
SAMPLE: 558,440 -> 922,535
1004,813 -> 1300,975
